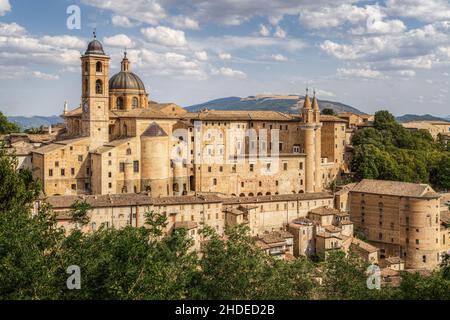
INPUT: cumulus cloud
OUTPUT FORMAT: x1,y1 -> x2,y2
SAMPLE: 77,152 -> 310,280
202,35 -> 306,52
213,67 -> 247,79
386,0 -> 450,22
171,16 -> 200,30
141,26 -> 187,47
195,51 -> 208,61
41,35 -> 86,49
263,54 -> 288,62
218,53 -> 231,60
397,70 -> 416,77
81,0 -> 166,25
0,0 -> 11,16
103,34 -> 135,48
125,48 -> 208,80
259,24 -> 270,37
337,67 -> 385,79
315,89 -> 336,97
32,71 -> 59,80
111,15 -> 135,28
274,26 -> 287,38
0,22 -> 26,36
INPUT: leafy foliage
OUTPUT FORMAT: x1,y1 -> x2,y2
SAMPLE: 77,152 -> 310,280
1,145 -> 450,300
351,110 -> 450,190
0,111 -> 20,134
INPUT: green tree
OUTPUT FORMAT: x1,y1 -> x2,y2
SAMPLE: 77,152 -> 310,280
0,111 -> 20,134
321,108 -> 336,116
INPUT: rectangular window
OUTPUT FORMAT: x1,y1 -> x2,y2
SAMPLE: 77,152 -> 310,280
283,163 -> 288,171
61,169 -> 65,176
119,163 -> 125,173
48,169 -> 53,177
71,184 -> 76,190
71,168 -> 75,176
78,155 -> 83,162
133,161 -> 139,173
250,164 -> 254,172
55,161 -> 59,167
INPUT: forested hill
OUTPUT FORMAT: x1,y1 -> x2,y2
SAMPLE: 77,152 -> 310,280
186,95 -> 365,115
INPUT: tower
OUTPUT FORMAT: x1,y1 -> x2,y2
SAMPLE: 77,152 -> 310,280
80,32 -> 110,149
300,89 -> 323,193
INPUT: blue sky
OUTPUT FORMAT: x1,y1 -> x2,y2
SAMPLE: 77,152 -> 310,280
0,0 -> 450,117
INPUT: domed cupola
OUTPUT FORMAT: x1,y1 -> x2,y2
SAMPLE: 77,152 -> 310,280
109,52 -> 149,111
109,52 -> 146,92
85,31 -> 105,55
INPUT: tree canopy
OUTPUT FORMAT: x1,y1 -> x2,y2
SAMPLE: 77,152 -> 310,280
0,111 -> 20,134
351,110 -> 450,190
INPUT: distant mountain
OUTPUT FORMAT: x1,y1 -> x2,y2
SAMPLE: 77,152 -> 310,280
186,95 -> 365,115
396,114 -> 450,123
8,115 -> 63,130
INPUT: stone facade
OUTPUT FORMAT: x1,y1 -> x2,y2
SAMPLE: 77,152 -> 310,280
30,37 -> 347,199
348,179 -> 449,270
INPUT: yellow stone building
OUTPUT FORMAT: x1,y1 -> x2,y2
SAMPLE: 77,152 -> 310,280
31,36 -> 345,198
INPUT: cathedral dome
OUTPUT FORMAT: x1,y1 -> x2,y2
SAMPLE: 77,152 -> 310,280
109,71 -> 146,91
85,39 -> 105,55
109,52 -> 146,92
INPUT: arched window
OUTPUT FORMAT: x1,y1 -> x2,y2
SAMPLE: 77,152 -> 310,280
239,193 -> 246,197
95,80 -> 103,94
96,62 -> 102,73
84,79 -> 89,94
84,62 -> 89,73
132,97 -> 139,109
116,97 -> 124,110
266,192 -> 271,196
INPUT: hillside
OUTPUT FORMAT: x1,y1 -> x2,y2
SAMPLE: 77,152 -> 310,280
186,95 -> 365,115
8,115 -> 63,130
396,114 -> 450,123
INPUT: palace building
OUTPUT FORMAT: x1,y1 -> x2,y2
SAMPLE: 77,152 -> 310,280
31,35 -> 346,198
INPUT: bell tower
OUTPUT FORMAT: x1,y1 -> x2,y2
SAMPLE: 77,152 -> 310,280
81,32 -> 110,149
300,89 -> 323,193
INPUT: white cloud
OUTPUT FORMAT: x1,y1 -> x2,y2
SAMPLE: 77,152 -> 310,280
337,68 -> 385,79
315,89 -> 336,97
213,67 -> 247,79
111,15 -> 135,28
103,34 -> 135,48
171,16 -> 200,30
274,26 -> 287,38
264,54 -> 288,62
218,53 -> 231,60
41,35 -> 86,49
202,35 -> 306,52
195,51 -> 208,61
386,0 -> 450,22
126,48 -> 207,80
81,0 -> 166,25
32,71 -> 59,80
397,69 -> 416,77
0,22 -> 26,36
141,26 -> 187,47
259,24 -> 270,37
0,0 -> 11,16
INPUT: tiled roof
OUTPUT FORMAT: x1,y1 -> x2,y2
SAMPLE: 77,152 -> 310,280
309,206 -> 340,216
351,179 -> 440,198
351,237 -> 379,253
32,138 -> 89,155
174,221 -> 198,230
183,110 -> 297,122
224,192 -> 333,205
110,108 -> 178,119
142,122 -> 168,137
320,115 -> 348,123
